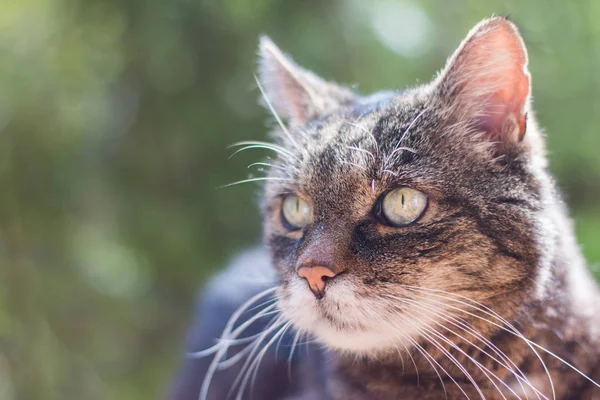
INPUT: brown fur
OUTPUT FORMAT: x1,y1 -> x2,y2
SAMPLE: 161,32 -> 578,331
170,17 -> 600,400
258,17 -> 600,399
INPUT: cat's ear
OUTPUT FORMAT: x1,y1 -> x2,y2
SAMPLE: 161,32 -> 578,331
257,36 -> 356,126
434,17 -> 531,145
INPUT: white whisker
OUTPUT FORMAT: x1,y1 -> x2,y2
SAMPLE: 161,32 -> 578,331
254,74 -> 300,150
190,301 -> 278,359
198,287 -> 277,400
399,336 -> 421,387
388,146 -> 417,158
400,295 -> 543,400
228,316 -> 287,399
385,108 -> 426,166
228,141 -> 300,162
346,120 -> 380,158
404,306 -> 515,400
399,285 -> 558,399
249,322 -> 293,396
287,329 -> 303,379
413,323 -> 483,399
247,162 -> 292,173
232,319 -> 291,400
391,319 -> 459,399
219,177 -> 294,189
346,145 -> 376,165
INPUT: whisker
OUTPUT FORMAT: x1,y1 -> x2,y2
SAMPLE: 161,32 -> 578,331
390,319 -> 460,400
198,287 -> 277,400
218,177 -> 295,189
254,74 -> 300,150
274,322 -> 291,359
249,322 -> 293,397
227,307 -> 279,339
228,315 -> 287,400
287,329 -> 303,380
388,294 -> 544,399
217,339 -> 261,370
232,319 -> 291,400
386,108 -> 426,166
204,308 -> 281,382
408,336 -> 448,398
387,146 -> 417,159
244,297 -> 279,314
189,327 -> 273,360
346,145 -> 377,165
393,344 -> 406,375
399,285 -> 558,399
229,140 -> 292,151
345,120 -> 380,159
401,340 -> 420,383
247,162 -> 292,174
403,305 -> 516,400
228,142 -> 299,162
190,301 -> 278,359
418,300 -> 541,400
213,310 -> 283,371
411,322 -> 483,399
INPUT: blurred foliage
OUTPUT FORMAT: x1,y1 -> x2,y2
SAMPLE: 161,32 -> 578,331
0,0 -> 599,399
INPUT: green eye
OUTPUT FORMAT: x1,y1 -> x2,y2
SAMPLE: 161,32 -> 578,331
281,195 -> 312,230
380,188 -> 428,226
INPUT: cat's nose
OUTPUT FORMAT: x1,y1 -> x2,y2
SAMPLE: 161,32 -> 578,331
297,265 -> 337,299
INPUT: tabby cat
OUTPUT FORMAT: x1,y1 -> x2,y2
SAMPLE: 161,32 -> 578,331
169,17 -> 600,400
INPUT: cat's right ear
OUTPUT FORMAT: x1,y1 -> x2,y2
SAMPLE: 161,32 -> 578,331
432,17 -> 532,148
257,36 -> 355,127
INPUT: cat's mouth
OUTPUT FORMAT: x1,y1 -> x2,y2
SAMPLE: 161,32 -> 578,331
314,298 -> 370,331
278,276 -> 426,353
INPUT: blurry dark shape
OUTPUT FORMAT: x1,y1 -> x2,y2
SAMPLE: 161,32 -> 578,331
167,249 -> 307,400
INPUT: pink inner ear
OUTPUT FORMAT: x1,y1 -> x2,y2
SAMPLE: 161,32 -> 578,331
259,38 -> 314,124
274,68 -> 312,123
258,36 -> 356,127
448,19 -> 531,142
478,70 -> 530,141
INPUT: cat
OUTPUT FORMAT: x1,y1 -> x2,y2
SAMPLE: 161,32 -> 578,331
169,17 -> 600,400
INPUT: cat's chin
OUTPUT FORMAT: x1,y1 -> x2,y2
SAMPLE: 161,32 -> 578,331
279,278 -> 430,355
309,321 -> 413,354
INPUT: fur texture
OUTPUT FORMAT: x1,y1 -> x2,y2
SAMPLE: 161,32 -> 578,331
170,17 -> 600,400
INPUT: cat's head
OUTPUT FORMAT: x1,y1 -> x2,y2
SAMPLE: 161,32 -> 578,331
258,17 -> 551,354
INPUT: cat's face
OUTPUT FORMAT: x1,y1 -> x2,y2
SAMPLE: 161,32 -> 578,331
258,18 -> 549,354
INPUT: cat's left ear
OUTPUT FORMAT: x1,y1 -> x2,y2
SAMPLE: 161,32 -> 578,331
434,17 -> 531,146
257,36 -> 356,127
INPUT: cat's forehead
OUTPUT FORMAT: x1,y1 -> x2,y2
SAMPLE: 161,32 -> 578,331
270,92 -> 439,207
302,89 -> 427,153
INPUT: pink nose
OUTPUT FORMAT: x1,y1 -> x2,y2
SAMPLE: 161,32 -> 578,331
297,265 -> 337,299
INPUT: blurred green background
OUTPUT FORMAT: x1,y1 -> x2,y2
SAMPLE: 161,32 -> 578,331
1,0 -> 599,399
